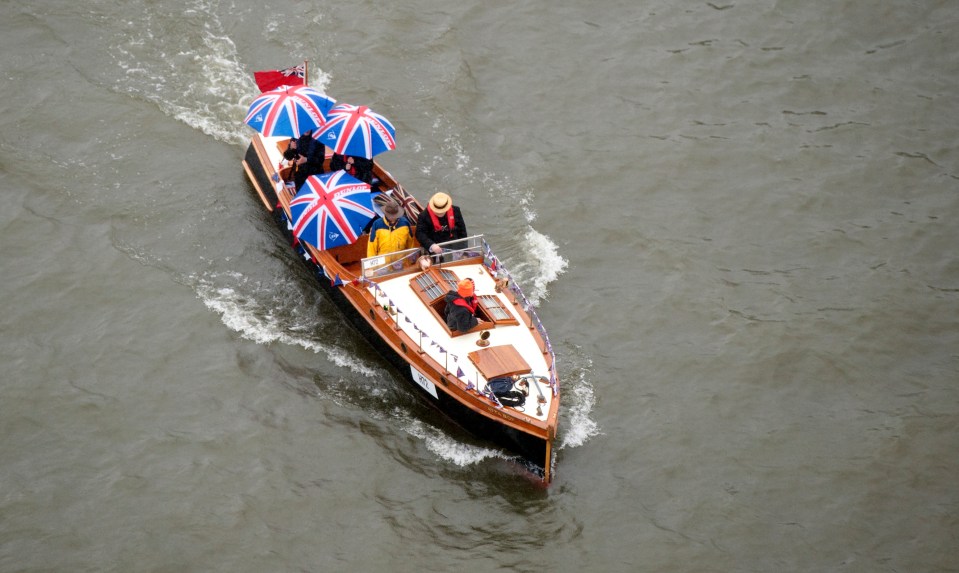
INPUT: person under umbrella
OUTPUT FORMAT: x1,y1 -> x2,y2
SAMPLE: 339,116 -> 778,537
289,171 -> 375,251
244,85 -> 335,139
313,102 -> 396,160
284,131 -> 327,190
330,153 -> 374,185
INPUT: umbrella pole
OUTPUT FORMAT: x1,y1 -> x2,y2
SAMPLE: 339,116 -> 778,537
304,60 -> 309,85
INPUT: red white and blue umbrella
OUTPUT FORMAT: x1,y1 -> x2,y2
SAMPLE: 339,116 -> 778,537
244,85 -> 336,138
312,103 -> 397,159
289,171 -> 376,250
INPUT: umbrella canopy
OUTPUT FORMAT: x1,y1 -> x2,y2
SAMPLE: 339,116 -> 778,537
313,103 -> 397,159
289,171 -> 376,250
244,86 -> 336,138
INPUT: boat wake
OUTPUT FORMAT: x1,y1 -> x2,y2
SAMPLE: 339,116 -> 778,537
515,226 -> 568,306
192,271 -> 379,377
558,352 -> 601,449
192,271 -> 524,471
109,0 -> 335,147
401,417 -> 505,467
194,266 -> 598,467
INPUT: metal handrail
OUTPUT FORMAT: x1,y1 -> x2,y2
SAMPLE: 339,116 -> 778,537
427,234 -> 486,266
480,238 -> 560,396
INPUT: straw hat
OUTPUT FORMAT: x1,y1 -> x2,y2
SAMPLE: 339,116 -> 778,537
429,192 -> 452,215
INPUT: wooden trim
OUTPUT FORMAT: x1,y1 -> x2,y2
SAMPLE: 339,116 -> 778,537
543,440 -> 553,483
251,134 -> 272,173
468,345 -> 532,380
242,160 -> 274,212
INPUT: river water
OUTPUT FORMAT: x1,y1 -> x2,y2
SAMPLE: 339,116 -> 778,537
1,1 -> 957,571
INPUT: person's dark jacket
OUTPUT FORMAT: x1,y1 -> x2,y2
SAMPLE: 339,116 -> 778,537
330,154 -> 373,184
298,133 -> 325,164
415,206 -> 467,253
445,290 -> 479,332
289,132 -> 326,190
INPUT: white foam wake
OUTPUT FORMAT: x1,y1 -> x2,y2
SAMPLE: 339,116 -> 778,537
401,417 -> 505,467
560,357 -> 601,449
110,0 -> 334,147
193,274 -> 378,377
520,225 -> 569,306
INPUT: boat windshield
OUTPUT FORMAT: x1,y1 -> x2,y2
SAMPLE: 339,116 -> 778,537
360,246 -> 423,280
360,234 -> 486,280
431,234 -> 486,265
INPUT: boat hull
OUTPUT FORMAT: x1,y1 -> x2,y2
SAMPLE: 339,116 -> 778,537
243,142 -> 552,477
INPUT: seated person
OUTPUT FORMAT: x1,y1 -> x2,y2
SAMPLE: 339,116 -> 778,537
367,201 -> 413,258
444,278 -> 486,332
330,153 -> 374,185
284,131 -> 326,190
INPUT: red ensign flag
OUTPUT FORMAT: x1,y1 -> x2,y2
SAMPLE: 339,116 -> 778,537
253,64 -> 306,92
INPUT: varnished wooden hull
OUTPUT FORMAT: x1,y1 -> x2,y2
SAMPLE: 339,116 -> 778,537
242,137 -> 558,481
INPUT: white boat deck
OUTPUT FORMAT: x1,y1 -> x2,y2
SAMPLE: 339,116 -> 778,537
370,262 -> 555,421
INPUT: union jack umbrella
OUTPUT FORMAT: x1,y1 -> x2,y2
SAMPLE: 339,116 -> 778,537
289,171 -> 376,251
313,103 -> 396,159
244,85 -> 336,139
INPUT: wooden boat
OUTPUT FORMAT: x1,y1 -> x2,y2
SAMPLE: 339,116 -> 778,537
241,132 -> 560,481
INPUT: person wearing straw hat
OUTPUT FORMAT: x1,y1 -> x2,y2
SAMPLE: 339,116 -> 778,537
367,200 -> 413,258
444,277 -> 486,332
415,192 -> 468,257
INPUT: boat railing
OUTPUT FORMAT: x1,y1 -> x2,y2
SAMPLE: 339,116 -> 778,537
479,238 -> 560,397
360,234 -> 487,280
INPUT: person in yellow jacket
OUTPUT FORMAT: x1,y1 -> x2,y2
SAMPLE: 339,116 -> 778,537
367,201 -> 414,258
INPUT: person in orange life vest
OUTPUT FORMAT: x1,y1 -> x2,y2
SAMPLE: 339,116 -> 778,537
445,278 -> 486,332
330,153 -> 373,184
367,201 -> 413,258
415,192 -> 467,257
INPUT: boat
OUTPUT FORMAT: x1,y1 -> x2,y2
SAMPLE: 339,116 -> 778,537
241,127 -> 560,482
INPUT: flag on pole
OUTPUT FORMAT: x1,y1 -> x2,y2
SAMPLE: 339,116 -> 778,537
254,63 -> 307,92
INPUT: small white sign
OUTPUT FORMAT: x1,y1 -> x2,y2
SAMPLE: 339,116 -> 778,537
410,365 -> 438,399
